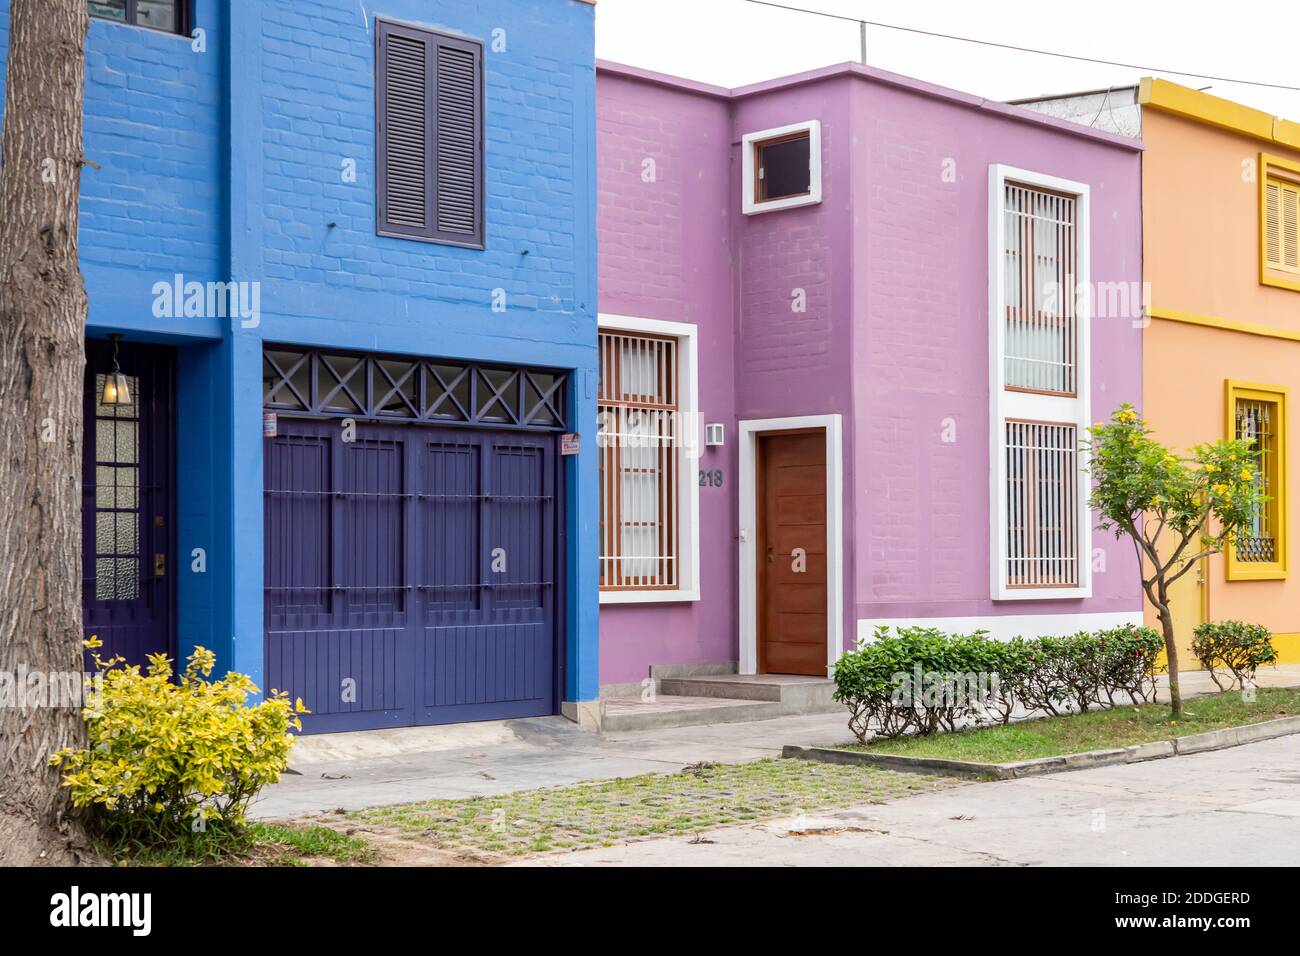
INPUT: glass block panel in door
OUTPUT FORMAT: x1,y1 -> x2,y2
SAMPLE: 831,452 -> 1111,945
93,373 -> 142,602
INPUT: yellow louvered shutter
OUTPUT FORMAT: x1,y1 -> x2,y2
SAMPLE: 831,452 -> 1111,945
1266,176 -> 1300,275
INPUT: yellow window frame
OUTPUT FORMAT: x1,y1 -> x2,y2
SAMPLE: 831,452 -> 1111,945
1260,152 -> 1300,293
1225,380 -> 1287,580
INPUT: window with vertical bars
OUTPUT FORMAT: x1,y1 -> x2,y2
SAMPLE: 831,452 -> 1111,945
376,20 -> 484,247
598,331 -> 679,590
1005,420 -> 1079,588
1003,183 -> 1078,394
1265,173 -> 1300,277
1235,396 -> 1280,563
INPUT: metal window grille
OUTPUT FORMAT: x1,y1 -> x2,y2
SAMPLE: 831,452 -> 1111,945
262,347 -> 565,431
1003,183 -> 1077,394
598,330 -> 679,590
1235,398 -> 1277,563
1005,420 -> 1079,588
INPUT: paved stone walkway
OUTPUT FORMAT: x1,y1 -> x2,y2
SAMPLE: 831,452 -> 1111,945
255,664 -> 1300,822
513,734 -> 1300,866
253,710 -> 854,819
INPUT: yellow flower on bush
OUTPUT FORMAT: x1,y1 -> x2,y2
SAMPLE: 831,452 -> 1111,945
1213,483 -> 1228,496
48,646 -> 306,849
1240,468 -> 1253,481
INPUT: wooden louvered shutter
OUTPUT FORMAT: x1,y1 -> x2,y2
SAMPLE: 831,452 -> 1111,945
1266,176 -> 1300,275
376,21 -> 483,247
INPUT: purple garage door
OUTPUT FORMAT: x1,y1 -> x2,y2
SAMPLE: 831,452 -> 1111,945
262,348 -> 564,733
82,339 -> 175,669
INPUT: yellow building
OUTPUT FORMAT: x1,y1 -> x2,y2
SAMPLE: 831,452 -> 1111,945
1015,79 -> 1300,667
1139,79 -> 1300,665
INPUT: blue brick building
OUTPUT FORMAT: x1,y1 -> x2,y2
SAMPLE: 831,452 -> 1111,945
0,0 -> 600,732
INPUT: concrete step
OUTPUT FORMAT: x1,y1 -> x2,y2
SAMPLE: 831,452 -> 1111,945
601,695 -> 784,732
658,674 -> 840,715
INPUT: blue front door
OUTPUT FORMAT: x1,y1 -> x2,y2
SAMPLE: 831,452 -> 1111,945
264,418 -> 559,733
82,339 -> 175,669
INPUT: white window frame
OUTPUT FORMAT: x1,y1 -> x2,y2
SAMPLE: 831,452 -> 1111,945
597,313 -> 701,604
989,164 -> 1093,601
741,120 -> 822,216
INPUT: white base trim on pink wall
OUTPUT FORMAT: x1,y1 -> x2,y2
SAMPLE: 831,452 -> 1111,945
855,610 -> 1144,647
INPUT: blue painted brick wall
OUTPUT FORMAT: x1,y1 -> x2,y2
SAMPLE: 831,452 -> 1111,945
248,0 -> 595,347
0,2 -> 226,338
0,0 -> 600,703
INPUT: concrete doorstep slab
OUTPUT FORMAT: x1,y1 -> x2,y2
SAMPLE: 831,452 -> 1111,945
783,714 -> 1300,780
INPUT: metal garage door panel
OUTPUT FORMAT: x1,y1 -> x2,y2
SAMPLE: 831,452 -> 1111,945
265,419 -> 557,733
414,433 -> 555,724
265,421 -> 416,732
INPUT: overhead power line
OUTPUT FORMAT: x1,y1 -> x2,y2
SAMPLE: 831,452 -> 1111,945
745,0 -> 1300,93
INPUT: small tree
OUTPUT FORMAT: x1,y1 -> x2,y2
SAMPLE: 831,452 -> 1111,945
1086,404 -> 1263,718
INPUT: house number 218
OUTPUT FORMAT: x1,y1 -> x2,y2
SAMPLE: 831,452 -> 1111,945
699,469 -> 723,487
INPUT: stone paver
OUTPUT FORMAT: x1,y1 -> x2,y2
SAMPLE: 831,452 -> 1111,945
347,757 -> 960,857
254,664 -> 1300,821
515,734 -> 1300,866
252,710 -> 856,819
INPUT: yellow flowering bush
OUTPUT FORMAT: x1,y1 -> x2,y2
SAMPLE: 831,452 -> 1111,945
50,640 -> 306,852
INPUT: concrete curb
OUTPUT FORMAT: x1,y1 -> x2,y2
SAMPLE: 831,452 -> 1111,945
783,714 -> 1300,780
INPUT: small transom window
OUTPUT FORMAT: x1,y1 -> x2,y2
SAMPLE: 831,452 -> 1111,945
742,120 -> 822,215
756,133 -> 811,202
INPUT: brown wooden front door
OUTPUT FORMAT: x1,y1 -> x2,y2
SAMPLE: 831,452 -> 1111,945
757,430 -> 827,676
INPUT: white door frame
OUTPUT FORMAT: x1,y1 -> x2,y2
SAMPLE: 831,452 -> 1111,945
737,414 -> 844,676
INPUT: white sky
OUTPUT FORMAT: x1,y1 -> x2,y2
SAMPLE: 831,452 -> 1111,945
593,0 -> 1300,121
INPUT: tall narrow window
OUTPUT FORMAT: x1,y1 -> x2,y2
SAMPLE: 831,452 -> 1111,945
376,19 -> 484,248
1227,381 -> 1287,580
93,373 -> 142,601
1003,183 -> 1078,394
990,166 -> 1091,600
598,331 -> 679,590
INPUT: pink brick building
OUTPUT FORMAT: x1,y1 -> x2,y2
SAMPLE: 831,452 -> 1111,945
595,60 -> 1145,704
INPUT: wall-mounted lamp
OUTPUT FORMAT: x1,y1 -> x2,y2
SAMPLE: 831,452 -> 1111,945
101,334 -> 132,407
705,423 -> 725,446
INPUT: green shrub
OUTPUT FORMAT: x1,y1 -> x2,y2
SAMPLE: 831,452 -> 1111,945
50,640 -> 307,856
1096,624 -> 1165,705
1191,620 -> 1277,691
833,624 -> 1165,743
833,627 -> 1004,742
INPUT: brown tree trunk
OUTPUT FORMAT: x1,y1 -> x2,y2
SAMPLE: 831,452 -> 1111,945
0,0 -> 93,866
1156,602 -> 1183,720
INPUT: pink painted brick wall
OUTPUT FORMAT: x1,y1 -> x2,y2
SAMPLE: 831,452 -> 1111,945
596,62 -> 1145,688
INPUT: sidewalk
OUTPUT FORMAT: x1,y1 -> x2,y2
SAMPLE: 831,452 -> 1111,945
253,664 -> 1300,821
514,734 -> 1300,867
252,710 -> 853,819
